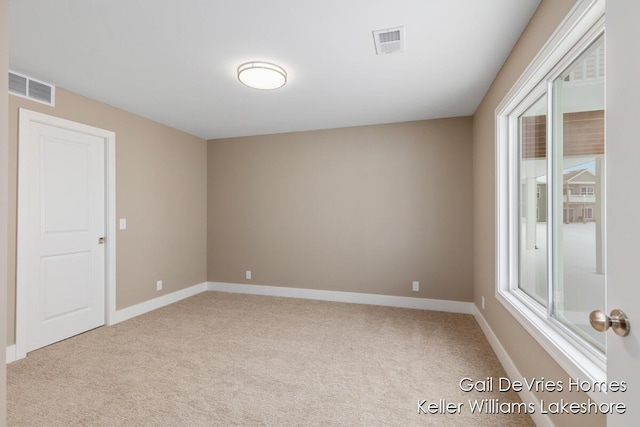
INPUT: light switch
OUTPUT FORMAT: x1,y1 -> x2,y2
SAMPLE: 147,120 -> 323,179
119,218 -> 127,230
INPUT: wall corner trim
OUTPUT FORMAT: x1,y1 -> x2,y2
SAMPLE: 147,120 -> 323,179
473,305 -> 554,427
207,281 -> 474,314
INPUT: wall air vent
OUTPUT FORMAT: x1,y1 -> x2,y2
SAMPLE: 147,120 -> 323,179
372,26 -> 405,55
9,71 -> 55,106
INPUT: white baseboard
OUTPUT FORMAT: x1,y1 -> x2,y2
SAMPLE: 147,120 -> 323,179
6,345 -> 16,364
110,282 -> 208,325
7,281 -> 473,363
473,305 -> 553,427
208,281 -> 474,314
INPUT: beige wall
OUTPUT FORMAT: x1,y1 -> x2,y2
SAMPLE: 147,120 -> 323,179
472,1 -> 604,426
208,118 -> 473,301
1,0 -> 9,420
7,88 -> 208,345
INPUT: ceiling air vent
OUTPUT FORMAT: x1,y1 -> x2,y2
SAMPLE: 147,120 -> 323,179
372,26 -> 405,55
8,71 -> 55,106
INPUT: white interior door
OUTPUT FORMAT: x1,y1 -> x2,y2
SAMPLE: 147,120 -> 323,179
18,110 -> 106,353
605,2 -> 639,425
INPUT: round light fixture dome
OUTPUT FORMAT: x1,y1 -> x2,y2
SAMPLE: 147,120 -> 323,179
237,61 -> 287,90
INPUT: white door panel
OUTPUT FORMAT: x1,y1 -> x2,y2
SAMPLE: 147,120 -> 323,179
41,252 -> 92,320
19,116 -> 106,353
41,135 -> 92,233
606,2 -> 640,425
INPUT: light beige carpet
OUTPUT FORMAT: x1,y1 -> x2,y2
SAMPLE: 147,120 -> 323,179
8,292 -> 534,426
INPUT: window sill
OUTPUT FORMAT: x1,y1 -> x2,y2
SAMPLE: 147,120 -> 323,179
497,289 -> 608,403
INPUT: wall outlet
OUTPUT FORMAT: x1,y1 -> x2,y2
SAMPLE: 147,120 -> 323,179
156,280 -> 163,291
482,296 -> 485,310
246,270 -> 252,280
412,281 -> 419,292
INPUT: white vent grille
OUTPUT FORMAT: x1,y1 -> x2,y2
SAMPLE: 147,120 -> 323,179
373,26 -> 405,55
9,72 -> 27,95
8,71 -> 55,105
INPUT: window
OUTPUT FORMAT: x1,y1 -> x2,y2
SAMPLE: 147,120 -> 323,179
581,186 -> 595,195
518,93 -> 548,307
585,207 -> 594,220
496,0 -> 606,395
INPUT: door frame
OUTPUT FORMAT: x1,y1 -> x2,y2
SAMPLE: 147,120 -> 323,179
15,108 -> 116,360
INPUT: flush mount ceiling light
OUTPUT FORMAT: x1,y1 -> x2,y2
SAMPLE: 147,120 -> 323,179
237,61 -> 287,90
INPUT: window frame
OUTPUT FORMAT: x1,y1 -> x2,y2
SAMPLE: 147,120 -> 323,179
495,0 -> 606,402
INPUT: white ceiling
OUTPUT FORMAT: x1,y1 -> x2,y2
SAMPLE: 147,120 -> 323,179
9,0 -> 541,140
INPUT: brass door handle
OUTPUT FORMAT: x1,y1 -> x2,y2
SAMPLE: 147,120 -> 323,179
589,309 -> 630,337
